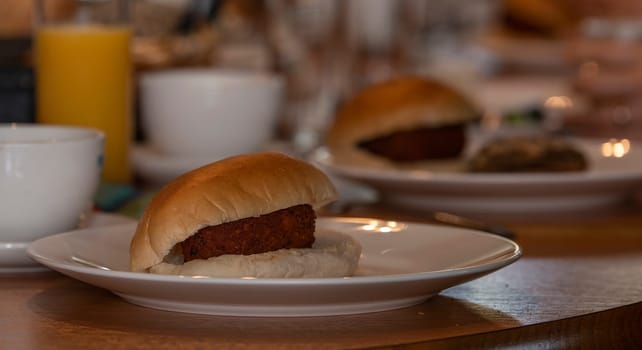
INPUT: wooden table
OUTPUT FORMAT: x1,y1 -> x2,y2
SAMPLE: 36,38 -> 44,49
2,201 -> 642,349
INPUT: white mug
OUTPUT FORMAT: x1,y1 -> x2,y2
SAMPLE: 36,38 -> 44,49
0,124 -> 104,242
140,69 -> 285,158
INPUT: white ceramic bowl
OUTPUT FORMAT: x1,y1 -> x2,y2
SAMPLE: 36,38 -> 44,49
140,69 -> 285,158
0,124 -> 104,242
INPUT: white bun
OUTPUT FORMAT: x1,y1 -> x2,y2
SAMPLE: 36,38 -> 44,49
326,76 -> 478,166
149,229 -> 362,278
130,152 -> 338,273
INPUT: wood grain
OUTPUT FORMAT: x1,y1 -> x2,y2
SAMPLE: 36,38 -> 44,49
1,203 -> 641,349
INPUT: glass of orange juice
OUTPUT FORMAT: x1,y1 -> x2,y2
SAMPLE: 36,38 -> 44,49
34,0 -> 132,184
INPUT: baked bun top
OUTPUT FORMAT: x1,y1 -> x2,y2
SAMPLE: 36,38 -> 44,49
326,76 -> 478,165
130,152 -> 338,272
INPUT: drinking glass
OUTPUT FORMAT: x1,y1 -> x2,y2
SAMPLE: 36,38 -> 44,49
34,0 -> 133,184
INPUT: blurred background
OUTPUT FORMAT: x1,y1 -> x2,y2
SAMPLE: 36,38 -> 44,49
2,0 -> 642,191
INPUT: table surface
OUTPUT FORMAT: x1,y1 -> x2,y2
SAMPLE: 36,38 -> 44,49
2,200 -> 642,349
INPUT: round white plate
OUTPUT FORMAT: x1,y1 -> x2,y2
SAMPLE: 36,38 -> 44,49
1,212 -> 135,273
26,217 -> 521,317
312,138 -> 642,214
130,142 -> 297,186
130,144 -> 219,186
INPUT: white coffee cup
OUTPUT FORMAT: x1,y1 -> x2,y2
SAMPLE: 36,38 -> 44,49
140,69 -> 285,158
0,124 -> 104,242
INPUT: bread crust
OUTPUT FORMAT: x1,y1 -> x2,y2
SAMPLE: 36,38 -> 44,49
326,76 -> 478,166
130,152 -> 338,273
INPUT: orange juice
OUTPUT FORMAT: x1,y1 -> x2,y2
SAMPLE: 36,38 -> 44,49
36,25 -> 132,184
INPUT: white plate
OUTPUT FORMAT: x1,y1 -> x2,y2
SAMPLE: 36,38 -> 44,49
1,212 -> 135,273
313,138 -> 642,214
131,142 -> 298,186
130,144 -> 218,186
26,217 -> 521,317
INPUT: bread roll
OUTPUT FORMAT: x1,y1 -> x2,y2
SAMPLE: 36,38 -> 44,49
130,152 -> 361,278
326,76 -> 479,166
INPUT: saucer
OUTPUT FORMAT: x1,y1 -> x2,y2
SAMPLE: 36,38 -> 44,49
131,144 -> 223,186
0,242 -> 40,273
130,142 -> 295,186
1,212 -> 136,273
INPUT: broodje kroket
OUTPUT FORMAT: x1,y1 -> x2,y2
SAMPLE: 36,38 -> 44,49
130,152 -> 361,278
326,76 -> 479,166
